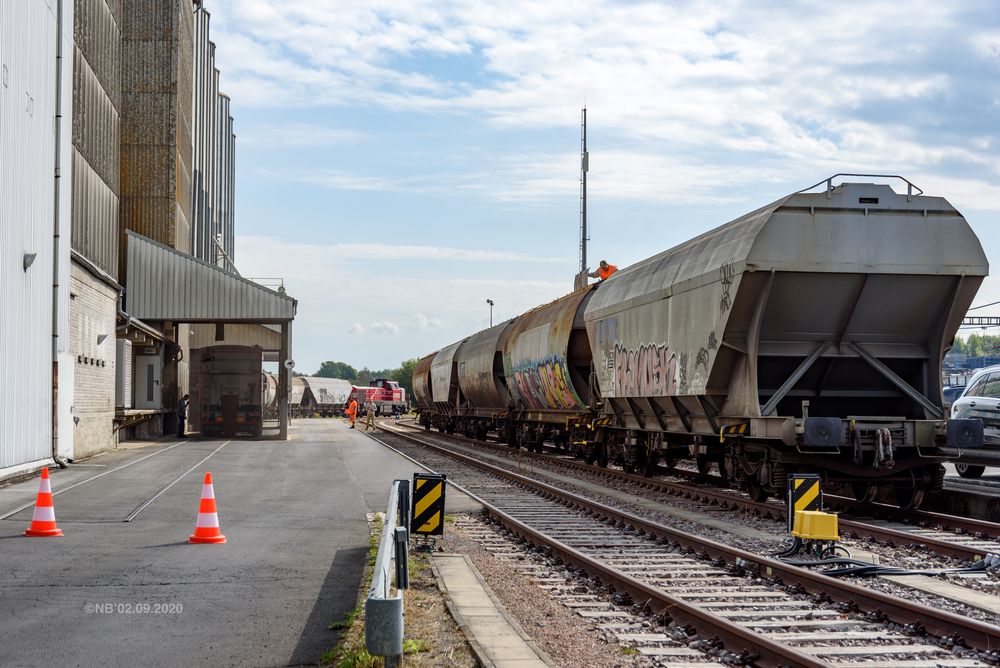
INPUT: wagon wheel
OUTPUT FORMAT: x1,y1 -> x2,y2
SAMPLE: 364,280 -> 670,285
893,485 -> 924,511
851,482 -> 877,503
715,456 -> 729,481
643,450 -> 660,478
746,479 -> 769,503
597,447 -> 609,468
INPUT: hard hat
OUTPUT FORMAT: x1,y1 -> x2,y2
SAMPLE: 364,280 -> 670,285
600,260 -> 608,267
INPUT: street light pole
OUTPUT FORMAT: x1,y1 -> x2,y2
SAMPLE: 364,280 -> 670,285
486,299 -> 494,327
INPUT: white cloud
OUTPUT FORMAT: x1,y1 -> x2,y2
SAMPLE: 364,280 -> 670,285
240,123 -> 366,146
210,0 -> 998,214
236,234 -> 574,370
346,321 -> 400,335
371,321 -> 400,334
972,31 -> 1000,61
415,313 -> 445,330
236,236 -> 562,263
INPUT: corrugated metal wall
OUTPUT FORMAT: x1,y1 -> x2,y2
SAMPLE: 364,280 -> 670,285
71,0 -> 120,275
0,0 -> 59,469
119,0 -> 194,277
219,93 -> 235,260
191,6 -> 236,266
175,0 -> 193,255
189,323 -> 282,350
126,232 -> 297,323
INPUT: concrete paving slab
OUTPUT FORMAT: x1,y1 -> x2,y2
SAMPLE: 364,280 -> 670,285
0,419 -> 460,667
432,553 -> 551,668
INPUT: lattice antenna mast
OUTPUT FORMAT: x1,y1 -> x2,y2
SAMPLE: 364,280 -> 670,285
579,107 -> 589,275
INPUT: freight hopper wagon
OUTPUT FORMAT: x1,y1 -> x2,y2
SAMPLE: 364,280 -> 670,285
300,377 -> 353,417
190,345 -> 266,437
414,177 -> 989,509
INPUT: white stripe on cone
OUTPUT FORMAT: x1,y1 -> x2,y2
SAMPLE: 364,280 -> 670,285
39,478 -> 52,494
32,505 -> 56,522
195,513 -> 220,528
201,484 -> 215,499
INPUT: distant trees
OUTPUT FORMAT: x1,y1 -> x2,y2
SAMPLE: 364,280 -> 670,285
952,334 -> 1000,358
314,361 -> 357,380
311,358 -> 420,399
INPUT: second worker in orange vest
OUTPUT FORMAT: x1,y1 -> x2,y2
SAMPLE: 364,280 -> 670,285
589,259 -> 618,281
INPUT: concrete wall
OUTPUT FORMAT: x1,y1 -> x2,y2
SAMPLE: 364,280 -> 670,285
69,0 -> 121,462
70,263 -> 118,459
119,0 -> 194,275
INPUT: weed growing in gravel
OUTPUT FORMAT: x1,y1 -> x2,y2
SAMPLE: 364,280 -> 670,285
322,517 -> 382,666
403,638 -> 431,654
328,608 -> 359,632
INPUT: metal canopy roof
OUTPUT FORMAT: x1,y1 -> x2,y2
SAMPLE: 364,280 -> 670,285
126,231 -> 297,323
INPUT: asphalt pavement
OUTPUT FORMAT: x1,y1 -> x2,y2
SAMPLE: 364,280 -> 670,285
0,418 -> 478,667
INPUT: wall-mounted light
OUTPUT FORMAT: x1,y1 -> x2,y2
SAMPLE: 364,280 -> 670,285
23,253 -> 37,272
97,334 -> 108,345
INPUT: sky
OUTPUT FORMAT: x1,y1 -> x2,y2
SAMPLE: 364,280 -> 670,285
205,0 -> 1000,373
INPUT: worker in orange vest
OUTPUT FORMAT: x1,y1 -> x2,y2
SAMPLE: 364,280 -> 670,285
589,260 -> 618,281
346,399 -> 358,429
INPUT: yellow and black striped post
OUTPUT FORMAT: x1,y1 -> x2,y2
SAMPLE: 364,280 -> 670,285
411,473 -> 447,536
786,474 -> 822,532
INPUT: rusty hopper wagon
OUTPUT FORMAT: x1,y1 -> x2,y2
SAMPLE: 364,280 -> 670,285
413,177 -> 988,509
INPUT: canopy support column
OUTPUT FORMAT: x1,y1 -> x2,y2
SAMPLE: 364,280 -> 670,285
279,322 -> 290,439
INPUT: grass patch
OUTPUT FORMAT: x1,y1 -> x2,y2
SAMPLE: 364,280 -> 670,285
328,608 -> 359,632
621,646 -> 639,655
407,555 -> 426,576
322,646 -> 376,668
321,516 -> 383,666
403,638 -> 431,654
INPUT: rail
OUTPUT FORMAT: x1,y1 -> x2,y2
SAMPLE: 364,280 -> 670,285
380,423 -> 1000,652
364,479 -> 410,666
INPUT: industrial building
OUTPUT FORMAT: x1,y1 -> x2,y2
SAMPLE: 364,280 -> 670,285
192,2 -> 236,267
0,0 -> 74,477
0,0 -> 294,481
70,0 -> 121,459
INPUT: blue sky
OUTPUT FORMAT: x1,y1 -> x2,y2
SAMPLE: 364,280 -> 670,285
206,0 -> 1000,373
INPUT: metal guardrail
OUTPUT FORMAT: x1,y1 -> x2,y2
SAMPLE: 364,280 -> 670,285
365,479 -> 410,666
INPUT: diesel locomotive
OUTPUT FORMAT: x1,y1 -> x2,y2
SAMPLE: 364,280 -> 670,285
413,176 -> 989,509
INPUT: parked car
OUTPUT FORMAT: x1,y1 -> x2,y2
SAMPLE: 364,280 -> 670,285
942,385 -> 966,409
949,365 -> 1000,478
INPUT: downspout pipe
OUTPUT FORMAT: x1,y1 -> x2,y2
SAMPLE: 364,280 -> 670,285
51,0 -> 67,468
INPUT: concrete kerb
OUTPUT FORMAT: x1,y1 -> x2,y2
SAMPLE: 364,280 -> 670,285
431,553 -> 553,668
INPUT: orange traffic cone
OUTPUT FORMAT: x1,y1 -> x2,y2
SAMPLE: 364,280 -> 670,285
189,471 -> 226,544
24,467 -> 63,537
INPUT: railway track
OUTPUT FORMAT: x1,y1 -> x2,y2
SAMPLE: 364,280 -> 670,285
368,423 -> 1000,666
395,419 -> 1000,564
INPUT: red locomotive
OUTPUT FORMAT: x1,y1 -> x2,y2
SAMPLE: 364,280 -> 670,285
348,378 -> 407,416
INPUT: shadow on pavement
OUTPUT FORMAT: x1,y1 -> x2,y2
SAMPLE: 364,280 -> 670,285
288,546 -> 368,666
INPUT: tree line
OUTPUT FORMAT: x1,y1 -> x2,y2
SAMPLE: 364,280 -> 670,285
309,359 -> 420,399
951,334 -> 1000,358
